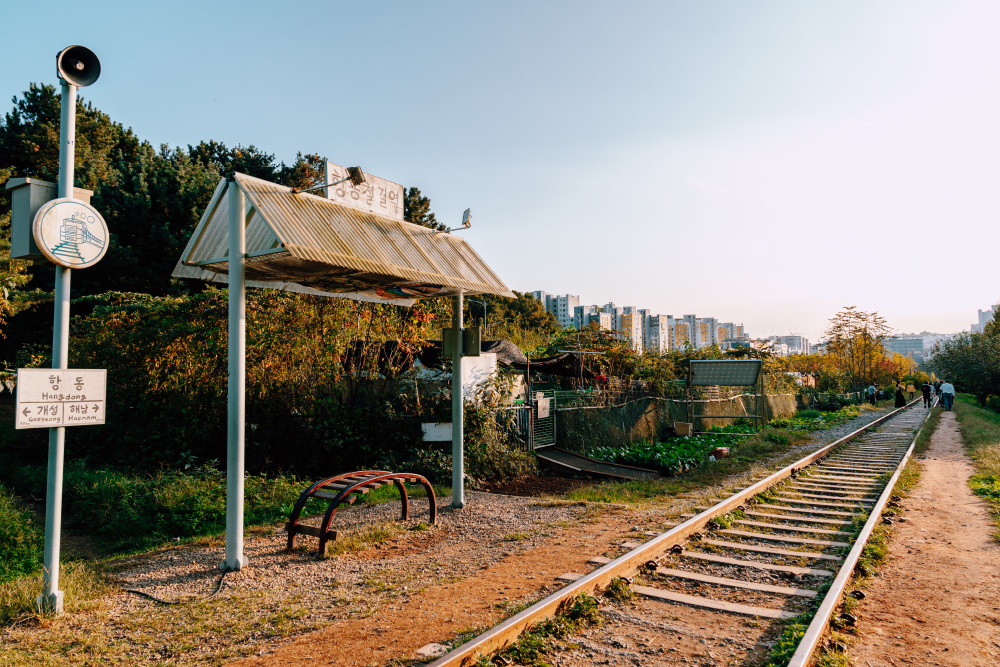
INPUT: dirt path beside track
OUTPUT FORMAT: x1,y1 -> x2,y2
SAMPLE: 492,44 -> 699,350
848,411 -> 1000,666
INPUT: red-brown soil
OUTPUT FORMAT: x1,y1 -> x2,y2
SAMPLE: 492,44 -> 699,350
848,411 -> 1000,666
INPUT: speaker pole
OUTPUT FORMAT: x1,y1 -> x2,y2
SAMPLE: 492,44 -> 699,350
38,81 -> 76,615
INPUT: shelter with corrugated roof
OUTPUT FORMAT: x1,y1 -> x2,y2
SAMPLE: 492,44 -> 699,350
173,172 -> 513,304
171,171 -> 512,570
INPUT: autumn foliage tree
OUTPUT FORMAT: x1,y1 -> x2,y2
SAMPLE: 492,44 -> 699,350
823,307 -> 894,392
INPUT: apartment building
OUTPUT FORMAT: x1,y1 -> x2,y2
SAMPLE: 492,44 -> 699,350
972,306 -> 997,334
886,335 -> 924,363
698,317 -> 719,348
573,305 -> 613,331
531,290 -> 751,354
621,310 -> 644,353
530,291 -> 580,330
717,322 -> 744,342
776,335 -> 810,355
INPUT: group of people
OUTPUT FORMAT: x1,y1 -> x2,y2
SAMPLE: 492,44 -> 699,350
866,379 -> 956,410
922,379 -> 956,410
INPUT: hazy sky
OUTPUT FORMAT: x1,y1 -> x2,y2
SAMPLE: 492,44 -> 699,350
4,1 -> 998,341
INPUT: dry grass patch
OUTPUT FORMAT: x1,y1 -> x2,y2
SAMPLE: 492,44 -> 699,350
323,521 -> 405,557
0,560 -> 111,626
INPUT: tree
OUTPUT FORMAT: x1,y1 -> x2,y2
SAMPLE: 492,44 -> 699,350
823,306 -> 893,391
931,309 -> 1000,405
276,152 -> 325,190
404,187 -> 446,230
464,291 -> 561,334
188,140 -> 280,181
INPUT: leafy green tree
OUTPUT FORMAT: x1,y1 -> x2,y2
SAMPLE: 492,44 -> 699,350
188,140 -> 280,180
404,187 -> 446,230
464,291 -> 561,334
931,332 -> 1000,405
276,152 -> 326,190
0,83 -> 141,197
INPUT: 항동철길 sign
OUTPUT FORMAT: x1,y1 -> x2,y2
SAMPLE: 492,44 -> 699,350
15,368 -> 106,429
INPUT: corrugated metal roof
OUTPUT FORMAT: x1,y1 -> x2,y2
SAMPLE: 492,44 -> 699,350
171,173 -> 514,302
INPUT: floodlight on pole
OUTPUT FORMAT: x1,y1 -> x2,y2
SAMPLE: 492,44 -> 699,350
436,208 -> 472,233
290,166 -> 366,194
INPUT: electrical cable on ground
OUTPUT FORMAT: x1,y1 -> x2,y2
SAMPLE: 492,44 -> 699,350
123,569 -> 230,605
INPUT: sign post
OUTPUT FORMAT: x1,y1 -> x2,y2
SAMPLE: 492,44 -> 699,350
451,291 -> 465,509
30,46 -> 104,615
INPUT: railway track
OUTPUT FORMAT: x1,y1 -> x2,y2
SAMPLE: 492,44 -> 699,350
429,400 -> 933,667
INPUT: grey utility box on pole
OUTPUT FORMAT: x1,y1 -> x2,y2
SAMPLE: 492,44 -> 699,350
7,178 -> 93,261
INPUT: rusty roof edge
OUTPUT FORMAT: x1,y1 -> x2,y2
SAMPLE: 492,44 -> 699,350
231,172 -> 515,298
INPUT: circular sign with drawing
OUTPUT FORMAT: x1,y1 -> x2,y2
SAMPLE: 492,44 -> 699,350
32,198 -> 109,269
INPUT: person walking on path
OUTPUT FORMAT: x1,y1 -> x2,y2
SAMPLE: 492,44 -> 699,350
940,380 -> 956,410
867,383 -> 877,406
906,382 -> 916,400
921,380 -> 932,408
894,381 -> 907,408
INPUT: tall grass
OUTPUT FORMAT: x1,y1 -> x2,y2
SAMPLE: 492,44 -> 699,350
955,395 -> 1000,542
6,463 -> 317,554
0,484 -> 43,583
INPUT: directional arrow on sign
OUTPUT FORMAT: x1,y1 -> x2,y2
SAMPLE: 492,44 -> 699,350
22,407 -> 29,417
92,404 -> 99,412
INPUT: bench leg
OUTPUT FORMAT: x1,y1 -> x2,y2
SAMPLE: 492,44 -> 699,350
421,480 -> 437,525
317,502 -> 340,557
395,479 -> 410,520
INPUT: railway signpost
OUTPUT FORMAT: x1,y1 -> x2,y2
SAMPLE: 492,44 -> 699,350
9,45 -> 106,615
14,369 -> 106,429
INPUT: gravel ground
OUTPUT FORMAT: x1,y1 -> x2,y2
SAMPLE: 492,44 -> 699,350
111,491 -> 582,606
811,405 -> 896,444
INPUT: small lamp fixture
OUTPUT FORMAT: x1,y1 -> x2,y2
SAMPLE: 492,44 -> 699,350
436,208 -> 472,233
291,166 -> 366,195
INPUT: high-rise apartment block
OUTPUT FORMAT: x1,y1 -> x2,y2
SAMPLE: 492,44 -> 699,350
531,290 -> 747,353
530,291 -> 580,330
972,306 -> 997,334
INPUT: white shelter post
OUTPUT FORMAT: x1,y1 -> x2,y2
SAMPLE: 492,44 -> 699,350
223,179 -> 247,570
38,82 -> 76,614
451,290 -> 465,508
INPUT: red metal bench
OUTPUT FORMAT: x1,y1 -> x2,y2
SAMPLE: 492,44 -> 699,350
285,470 -> 437,557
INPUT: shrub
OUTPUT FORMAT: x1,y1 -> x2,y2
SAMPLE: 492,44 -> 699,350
590,434 -> 733,476
812,393 -> 854,411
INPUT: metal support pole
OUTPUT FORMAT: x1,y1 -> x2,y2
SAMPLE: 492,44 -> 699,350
223,179 -> 247,571
451,290 -> 465,509
38,82 -> 77,614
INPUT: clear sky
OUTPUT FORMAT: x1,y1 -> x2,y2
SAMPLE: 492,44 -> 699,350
4,1 -> 998,341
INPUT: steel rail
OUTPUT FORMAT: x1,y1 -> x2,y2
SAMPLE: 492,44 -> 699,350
786,397 -> 935,666
427,398 -> 925,667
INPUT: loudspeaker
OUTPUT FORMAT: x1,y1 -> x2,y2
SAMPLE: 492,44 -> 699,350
56,46 -> 101,87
